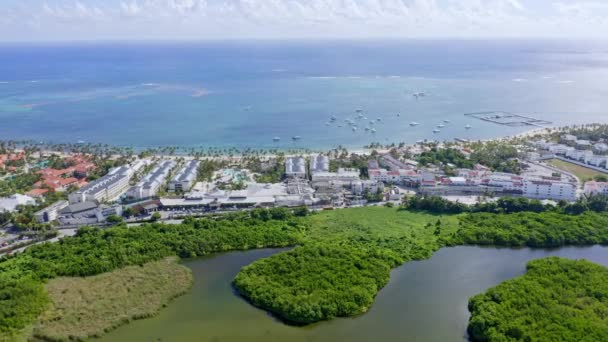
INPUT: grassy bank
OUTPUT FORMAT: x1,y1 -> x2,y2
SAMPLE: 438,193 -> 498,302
468,257 -> 608,341
545,158 -> 606,181
30,257 -> 192,341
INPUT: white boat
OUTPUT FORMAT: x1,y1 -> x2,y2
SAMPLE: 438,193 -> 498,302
330,116 -> 337,121
377,118 -> 382,122
465,124 -> 472,130
433,129 -> 441,133
371,128 -> 377,133
397,113 -> 401,117
437,124 -> 445,128
443,119 -> 451,123
352,127 -> 358,132
292,136 -> 301,141
273,137 -> 281,142
410,122 -> 420,127
364,127 -> 370,131
369,121 -> 375,125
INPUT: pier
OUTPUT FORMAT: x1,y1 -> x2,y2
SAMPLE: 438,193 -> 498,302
464,111 -> 552,127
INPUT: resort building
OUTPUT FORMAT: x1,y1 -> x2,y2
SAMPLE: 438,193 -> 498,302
584,181 -> 608,197
369,168 -> 419,185
285,157 -> 306,178
68,166 -> 133,204
127,160 -> 175,200
310,155 -> 330,174
522,179 -> 576,202
168,160 -> 200,192
593,143 -> 608,155
351,180 -> 384,195
311,168 -> 360,182
381,154 -> 410,171
34,200 -> 69,223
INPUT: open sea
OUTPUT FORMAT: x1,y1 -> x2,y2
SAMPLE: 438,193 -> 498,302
1,40 -> 607,150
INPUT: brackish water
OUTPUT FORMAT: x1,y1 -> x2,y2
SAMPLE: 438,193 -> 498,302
2,40 -> 608,149
101,245 -> 608,342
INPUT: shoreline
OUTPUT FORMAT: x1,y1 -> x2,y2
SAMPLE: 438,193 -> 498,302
4,125 -> 555,161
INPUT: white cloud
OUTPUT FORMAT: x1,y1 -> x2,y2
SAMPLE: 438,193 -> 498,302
0,0 -> 606,40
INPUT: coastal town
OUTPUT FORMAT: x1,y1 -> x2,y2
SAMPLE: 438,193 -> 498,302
2,124 -> 608,254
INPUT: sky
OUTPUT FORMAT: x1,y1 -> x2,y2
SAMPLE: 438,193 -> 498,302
1,0 -> 608,41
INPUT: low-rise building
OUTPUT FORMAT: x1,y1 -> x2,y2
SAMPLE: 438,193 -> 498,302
351,180 -> 384,195
565,150 -> 593,162
593,143 -> 608,155
312,168 -> 360,182
369,168 -> 419,185
584,181 -> 608,196
34,200 -> 69,223
381,154 -> 409,171
168,160 -> 200,192
576,139 -> 592,150
0,194 -> 36,213
523,179 -> 576,201
561,134 -> 578,145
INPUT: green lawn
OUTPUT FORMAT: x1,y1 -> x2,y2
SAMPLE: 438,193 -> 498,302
546,158 -> 607,181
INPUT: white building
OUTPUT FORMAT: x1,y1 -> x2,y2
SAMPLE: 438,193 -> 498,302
369,168 -> 419,185
484,173 -> 524,193
68,166 -> 133,204
285,157 -> 306,178
351,180 -> 384,195
35,200 -> 69,223
576,139 -> 592,150
593,143 -> 608,155
523,179 -> 576,202
127,160 -> 175,200
584,181 -> 608,196
585,155 -> 607,168
310,155 -> 330,174
561,134 -> 577,145
312,168 -> 360,182
565,150 -> 593,162
169,160 -> 200,192
547,144 -> 574,155
0,194 -> 36,213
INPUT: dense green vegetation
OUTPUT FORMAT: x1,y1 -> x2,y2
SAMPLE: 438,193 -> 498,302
3,205 -> 608,338
417,147 -> 474,169
235,208 -> 460,325
0,173 -> 41,197
403,194 -> 608,216
468,257 -> 608,342
469,141 -> 522,174
448,211 -> 608,248
0,209 -> 303,339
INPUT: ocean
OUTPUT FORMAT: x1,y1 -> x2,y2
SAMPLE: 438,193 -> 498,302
1,39 -> 607,150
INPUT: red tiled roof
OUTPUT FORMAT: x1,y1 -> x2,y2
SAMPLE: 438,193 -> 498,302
26,188 -> 49,197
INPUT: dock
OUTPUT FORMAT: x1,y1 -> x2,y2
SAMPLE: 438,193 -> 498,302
464,111 -> 552,127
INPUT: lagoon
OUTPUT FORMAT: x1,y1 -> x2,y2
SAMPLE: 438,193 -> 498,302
101,245 -> 608,341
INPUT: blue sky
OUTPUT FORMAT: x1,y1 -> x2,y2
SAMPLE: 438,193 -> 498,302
1,0 -> 607,41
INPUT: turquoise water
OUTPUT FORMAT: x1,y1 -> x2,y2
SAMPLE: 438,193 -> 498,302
1,40 -> 608,149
